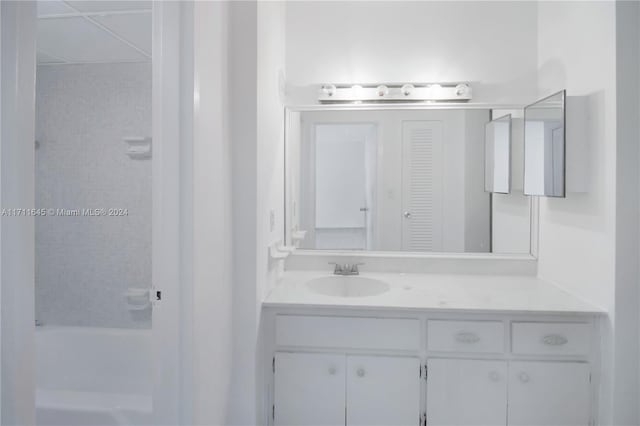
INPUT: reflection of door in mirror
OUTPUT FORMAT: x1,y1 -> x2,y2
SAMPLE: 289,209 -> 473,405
524,120 -> 545,195
311,124 -> 377,250
550,126 -> 564,196
289,108 -> 498,254
401,121 -> 444,251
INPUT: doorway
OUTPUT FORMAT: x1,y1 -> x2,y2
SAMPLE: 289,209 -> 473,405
2,2 -> 181,424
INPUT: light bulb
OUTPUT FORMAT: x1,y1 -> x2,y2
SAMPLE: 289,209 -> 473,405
401,84 -> 414,96
351,84 -> 363,98
376,85 -> 389,97
455,83 -> 469,96
321,84 -> 336,97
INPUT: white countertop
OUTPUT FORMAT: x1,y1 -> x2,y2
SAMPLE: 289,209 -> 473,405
263,271 -> 604,315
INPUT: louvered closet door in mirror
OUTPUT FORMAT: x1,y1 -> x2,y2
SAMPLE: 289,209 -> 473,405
401,121 -> 444,251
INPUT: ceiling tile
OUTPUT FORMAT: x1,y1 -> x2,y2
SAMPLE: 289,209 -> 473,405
65,1 -> 151,13
37,17 -> 148,63
37,1 -> 76,17
93,12 -> 151,55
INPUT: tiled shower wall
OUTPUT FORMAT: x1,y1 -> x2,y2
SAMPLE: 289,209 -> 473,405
35,63 -> 152,328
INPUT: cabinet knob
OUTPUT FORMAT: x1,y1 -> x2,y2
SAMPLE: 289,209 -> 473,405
356,368 -> 366,378
328,367 -> 337,375
488,371 -> 501,382
518,372 -> 530,383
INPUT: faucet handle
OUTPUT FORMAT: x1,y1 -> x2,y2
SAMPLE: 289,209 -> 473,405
328,262 -> 343,274
350,263 -> 364,274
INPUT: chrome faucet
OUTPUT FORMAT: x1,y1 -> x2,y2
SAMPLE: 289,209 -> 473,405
330,262 -> 364,276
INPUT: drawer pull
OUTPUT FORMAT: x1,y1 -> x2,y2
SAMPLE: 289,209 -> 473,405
541,334 -> 568,346
518,372 -> 530,383
455,331 -> 480,344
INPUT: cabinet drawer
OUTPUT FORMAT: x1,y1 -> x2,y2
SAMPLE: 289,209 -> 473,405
511,322 -> 591,356
427,320 -> 504,353
276,315 -> 420,351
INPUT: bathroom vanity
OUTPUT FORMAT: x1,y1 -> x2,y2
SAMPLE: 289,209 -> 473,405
267,98 -> 600,426
263,270 -> 603,426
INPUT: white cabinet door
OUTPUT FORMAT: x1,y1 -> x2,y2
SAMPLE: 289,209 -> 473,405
427,358 -> 507,426
508,361 -> 591,426
274,352 -> 345,426
346,355 -> 421,426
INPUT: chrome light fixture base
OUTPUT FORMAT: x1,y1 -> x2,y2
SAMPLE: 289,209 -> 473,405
318,82 -> 472,103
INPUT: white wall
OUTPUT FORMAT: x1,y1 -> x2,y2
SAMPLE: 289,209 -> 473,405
256,2 -> 287,423
1,2 -> 37,424
536,2 -> 616,309
35,63 -> 152,329
227,1 -> 287,425
535,2 -> 619,423
189,2 -> 234,425
285,1 -> 538,105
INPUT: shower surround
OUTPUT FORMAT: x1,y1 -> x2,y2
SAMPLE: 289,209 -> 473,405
35,62 -> 152,329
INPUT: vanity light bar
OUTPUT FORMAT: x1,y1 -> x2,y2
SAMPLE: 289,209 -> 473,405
318,83 -> 472,103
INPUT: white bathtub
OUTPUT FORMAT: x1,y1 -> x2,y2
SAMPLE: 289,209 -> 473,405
36,326 -> 153,426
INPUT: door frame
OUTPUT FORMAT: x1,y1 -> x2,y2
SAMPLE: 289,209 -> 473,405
0,2 -> 183,423
151,2 -> 182,424
1,2 -> 37,424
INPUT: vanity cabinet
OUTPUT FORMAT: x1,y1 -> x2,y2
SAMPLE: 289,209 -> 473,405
273,352 -> 345,426
267,313 -> 598,426
426,359 -> 508,426
346,355 -> 421,426
508,361 -> 591,426
273,352 -> 420,426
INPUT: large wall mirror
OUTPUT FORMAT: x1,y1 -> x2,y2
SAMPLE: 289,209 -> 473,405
285,107 -> 534,255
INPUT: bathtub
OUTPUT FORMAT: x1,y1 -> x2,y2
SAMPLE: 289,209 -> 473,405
36,326 -> 153,426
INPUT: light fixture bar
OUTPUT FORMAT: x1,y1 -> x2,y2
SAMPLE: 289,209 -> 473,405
318,83 -> 472,103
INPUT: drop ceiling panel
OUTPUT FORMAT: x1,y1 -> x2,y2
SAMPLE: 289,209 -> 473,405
66,1 -> 151,13
37,17 -> 147,63
37,1 -> 76,17
93,12 -> 152,55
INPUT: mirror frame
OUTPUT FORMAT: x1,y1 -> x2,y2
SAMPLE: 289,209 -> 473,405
283,103 -> 539,260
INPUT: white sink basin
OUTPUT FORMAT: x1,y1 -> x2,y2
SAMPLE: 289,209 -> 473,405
306,276 -> 390,298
